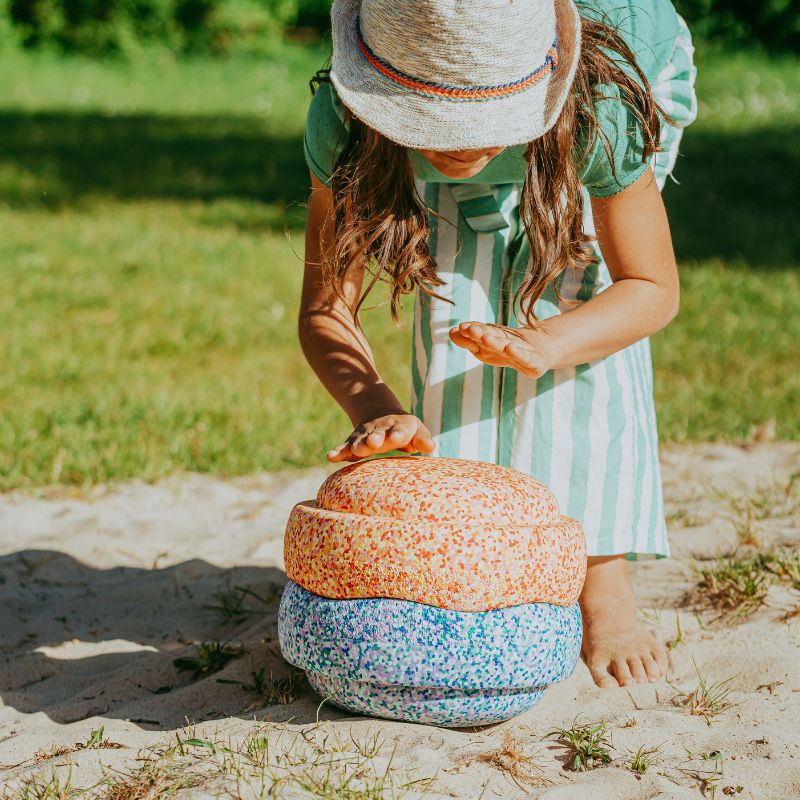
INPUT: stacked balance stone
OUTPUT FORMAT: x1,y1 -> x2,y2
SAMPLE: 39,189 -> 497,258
279,456 -> 587,727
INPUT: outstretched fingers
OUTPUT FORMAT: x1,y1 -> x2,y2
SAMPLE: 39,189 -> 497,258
327,415 -> 436,463
453,322 -> 513,353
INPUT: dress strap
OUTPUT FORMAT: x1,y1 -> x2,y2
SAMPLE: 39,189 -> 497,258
448,184 -> 511,233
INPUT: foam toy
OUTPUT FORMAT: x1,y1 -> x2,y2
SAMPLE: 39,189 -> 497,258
279,456 -> 586,726
279,580 -> 581,727
284,456 -> 586,611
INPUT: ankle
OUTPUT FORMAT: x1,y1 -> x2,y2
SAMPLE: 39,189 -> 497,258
580,556 -> 638,617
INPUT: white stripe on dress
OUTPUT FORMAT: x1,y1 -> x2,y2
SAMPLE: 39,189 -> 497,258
545,365 -> 578,515
422,184 -> 460,444
458,231 -> 497,460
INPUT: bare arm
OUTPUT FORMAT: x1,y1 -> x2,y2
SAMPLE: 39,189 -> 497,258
450,167 -> 680,372
300,172 -> 434,460
542,166 -> 679,366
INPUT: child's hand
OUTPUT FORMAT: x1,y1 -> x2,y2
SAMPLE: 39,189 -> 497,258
327,414 -> 436,463
449,321 -> 559,378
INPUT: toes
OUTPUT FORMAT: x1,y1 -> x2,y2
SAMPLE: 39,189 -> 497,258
627,658 -> 649,684
593,670 -> 621,689
652,644 -> 669,673
611,658 -> 635,687
586,658 -> 620,688
642,652 -> 663,682
649,644 -> 670,681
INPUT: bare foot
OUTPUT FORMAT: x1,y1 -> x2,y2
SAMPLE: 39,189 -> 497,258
579,555 -> 668,688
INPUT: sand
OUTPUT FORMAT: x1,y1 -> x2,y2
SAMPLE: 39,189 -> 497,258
1,443 -> 799,798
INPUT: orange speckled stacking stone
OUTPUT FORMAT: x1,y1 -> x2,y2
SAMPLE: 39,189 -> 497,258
284,456 -> 586,611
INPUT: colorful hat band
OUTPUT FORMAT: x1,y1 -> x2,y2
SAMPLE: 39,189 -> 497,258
355,17 -> 558,102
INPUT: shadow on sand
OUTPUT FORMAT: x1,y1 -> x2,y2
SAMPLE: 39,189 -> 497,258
0,549 -> 350,730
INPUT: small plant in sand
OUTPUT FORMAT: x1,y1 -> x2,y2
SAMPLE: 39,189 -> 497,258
666,609 -> 685,649
548,720 -> 613,772
33,727 -> 124,764
630,744 -> 662,775
81,726 -> 124,752
206,582 -> 252,625
680,748 -> 726,799
460,732 -> 550,790
760,547 -> 800,589
689,552 -> 772,622
173,641 -> 241,680
102,755 -> 207,800
728,475 -> 800,522
6,767 -> 83,800
666,507 -> 706,529
205,581 -> 282,626
668,663 -> 737,725
218,666 -> 307,706
731,506 -> 766,548
349,730 -> 385,760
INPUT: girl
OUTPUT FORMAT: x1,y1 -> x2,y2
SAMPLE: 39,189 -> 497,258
298,0 -> 697,688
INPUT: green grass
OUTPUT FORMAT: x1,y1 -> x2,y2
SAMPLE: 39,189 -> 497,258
548,720 -> 614,772
0,41 -> 798,488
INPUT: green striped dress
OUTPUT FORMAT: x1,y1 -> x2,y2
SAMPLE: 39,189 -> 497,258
303,1 -> 698,558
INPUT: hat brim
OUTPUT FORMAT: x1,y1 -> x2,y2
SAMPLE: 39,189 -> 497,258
330,0 -> 582,151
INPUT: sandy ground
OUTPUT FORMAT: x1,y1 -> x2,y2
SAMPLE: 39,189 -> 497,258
1,443 -> 799,799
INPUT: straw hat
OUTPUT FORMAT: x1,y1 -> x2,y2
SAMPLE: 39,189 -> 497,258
329,0 -> 582,151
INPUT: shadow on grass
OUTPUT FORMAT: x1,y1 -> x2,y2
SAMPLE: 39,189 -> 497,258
1,110 -> 798,264
0,110 -> 311,230
663,125 -> 799,268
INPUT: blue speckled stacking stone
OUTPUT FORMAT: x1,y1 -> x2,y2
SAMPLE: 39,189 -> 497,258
279,581 -> 581,727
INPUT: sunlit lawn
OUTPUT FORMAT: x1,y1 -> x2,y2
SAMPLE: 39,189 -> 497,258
0,43 -> 797,489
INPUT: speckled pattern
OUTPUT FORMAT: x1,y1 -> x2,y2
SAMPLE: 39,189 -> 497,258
317,457 -> 559,525
279,580 -> 581,687
306,673 -> 547,728
285,457 -> 587,610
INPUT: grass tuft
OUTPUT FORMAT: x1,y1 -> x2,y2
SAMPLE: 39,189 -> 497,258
688,553 -> 772,622
731,506 -> 766,548
205,581 -> 283,626
462,732 -> 550,790
172,641 -> 241,680
668,663 -> 738,725
218,666 -> 307,706
679,749 -> 726,799
760,547 -> 800,589
548,721 -> 613,772
4,768 -> 83,800
630,744 -> 662,775
33,727 -> 124,764
101,756 -> 207,800
666,508 -> 707,529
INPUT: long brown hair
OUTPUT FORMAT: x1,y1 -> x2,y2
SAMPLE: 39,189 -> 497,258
313,12 -> 669,325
